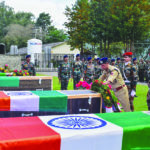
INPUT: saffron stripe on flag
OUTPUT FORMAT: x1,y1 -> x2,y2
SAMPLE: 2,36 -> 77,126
0,116 -> 61,150
39,114 -> 123,150
96,111 -> 150,150
0,91 -> 10,111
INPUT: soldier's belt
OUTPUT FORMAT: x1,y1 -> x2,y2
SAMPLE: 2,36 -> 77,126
113,84 -> 125,92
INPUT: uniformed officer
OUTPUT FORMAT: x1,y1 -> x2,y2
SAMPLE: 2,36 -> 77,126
139,59 -> 145,82
147,63 -> 150,110
58,55 -> 72,90
22,55 -> 36,76
84,57 -> 95,84
72,54 -> 83,89
99,57 -> 131,112
133,58 -> 139,96
145,60 -> 149,82
111,59 -> 115,66
123,52 -> 136,111
94,58 -> 102,80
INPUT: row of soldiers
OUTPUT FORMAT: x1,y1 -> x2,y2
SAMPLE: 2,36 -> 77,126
58,53 -> 150,112
110,58 -> 150,83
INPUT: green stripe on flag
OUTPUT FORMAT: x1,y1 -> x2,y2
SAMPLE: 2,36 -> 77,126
32,91 -> 68,112
0,73 -> 6,76
0,77 -> 19,87
96,112 -> 150,150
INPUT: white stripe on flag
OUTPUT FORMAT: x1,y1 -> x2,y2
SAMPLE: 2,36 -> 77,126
39,114 -> 123,150
4,91 -> 39,111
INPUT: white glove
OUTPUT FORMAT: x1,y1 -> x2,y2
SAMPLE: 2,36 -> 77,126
131,90 -> 136,97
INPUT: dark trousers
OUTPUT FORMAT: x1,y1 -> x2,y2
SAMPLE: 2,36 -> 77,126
73,76 -> 81,89
139,69 -> 144,82
61,78 -> 69,90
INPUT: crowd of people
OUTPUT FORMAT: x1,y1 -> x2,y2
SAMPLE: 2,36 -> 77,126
58,53 -> 150,112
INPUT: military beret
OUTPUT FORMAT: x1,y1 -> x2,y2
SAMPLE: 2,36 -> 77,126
100,57 -> 108,64
133,58 -> 137,62
76,54 -> 80,57
64,55 -> 68,58
117,58 -> 121,61
26,55 -> 31,59
111,59 -> 115,62
87,57 -> 92,61
123,52 -> 133,57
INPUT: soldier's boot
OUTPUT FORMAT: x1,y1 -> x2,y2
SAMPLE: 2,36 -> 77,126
129,98 -> 134,112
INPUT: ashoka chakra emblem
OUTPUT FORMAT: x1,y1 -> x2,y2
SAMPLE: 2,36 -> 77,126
47,116 -> 107,130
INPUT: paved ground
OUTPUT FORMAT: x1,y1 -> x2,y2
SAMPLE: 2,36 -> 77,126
37,72 -> 58,77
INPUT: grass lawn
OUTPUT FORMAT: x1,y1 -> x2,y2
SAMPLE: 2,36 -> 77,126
36,73 -> 149,111
134,84 -> 148,111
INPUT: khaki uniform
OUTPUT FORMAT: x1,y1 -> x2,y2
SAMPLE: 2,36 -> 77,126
100,65 -> 131,112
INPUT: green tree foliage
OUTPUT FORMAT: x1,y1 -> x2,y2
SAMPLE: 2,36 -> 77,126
3,24 -> 33,51
65,0 -> 90,55
65,0 -> 150,57
36,12 -> 52,32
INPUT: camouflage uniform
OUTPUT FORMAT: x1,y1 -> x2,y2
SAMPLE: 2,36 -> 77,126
58,62 -> 71,90
94,63 -> 102,80
72,60 -> 83,89
139,62 -> 145,82
84,63 -> 95,84
145,62 -> 149,82
115,63 -> 123,76
147,66 -> 150,110
123,62 -> 136,111
22,61 -> 36,76
133,63 -> 139,89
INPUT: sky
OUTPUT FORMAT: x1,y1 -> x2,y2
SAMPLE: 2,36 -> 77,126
3,0 -> 76,29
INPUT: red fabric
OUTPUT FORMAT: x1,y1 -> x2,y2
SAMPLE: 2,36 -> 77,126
123,52 -> 133,56
0,117 -> 61,150
0,91 -> 10,111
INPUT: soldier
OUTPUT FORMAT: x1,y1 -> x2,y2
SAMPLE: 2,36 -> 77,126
58,55 -> 72,90
145,60 -> 149,82
139,59 -> 145,82
123,52 -> 136,111
84,57 -> 95,84
147,62 -> 150,110
22,55 -> 36,76
94,58 -> 102,80
111,59 -> 115,66
72,54 -> 83,89
133,58 -> 139,97
99,57 -> 131,112
115,58 -> 123,74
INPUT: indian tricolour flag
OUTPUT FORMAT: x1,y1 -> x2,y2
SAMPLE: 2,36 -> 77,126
0,111 -> 150,150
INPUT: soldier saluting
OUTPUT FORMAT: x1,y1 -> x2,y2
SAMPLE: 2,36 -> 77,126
58,55 -> 72,90
123,52 -> 136,111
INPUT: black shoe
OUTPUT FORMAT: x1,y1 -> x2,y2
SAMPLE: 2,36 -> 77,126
134,95 -> 138,97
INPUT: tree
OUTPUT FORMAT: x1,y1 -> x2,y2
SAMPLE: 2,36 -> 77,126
14,12 -> 35,26
45,26 -> 68,43
3,24 -> 33,52
0,1 -> 15,40
36,12 -> 52,32
65,0 -> 90,56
